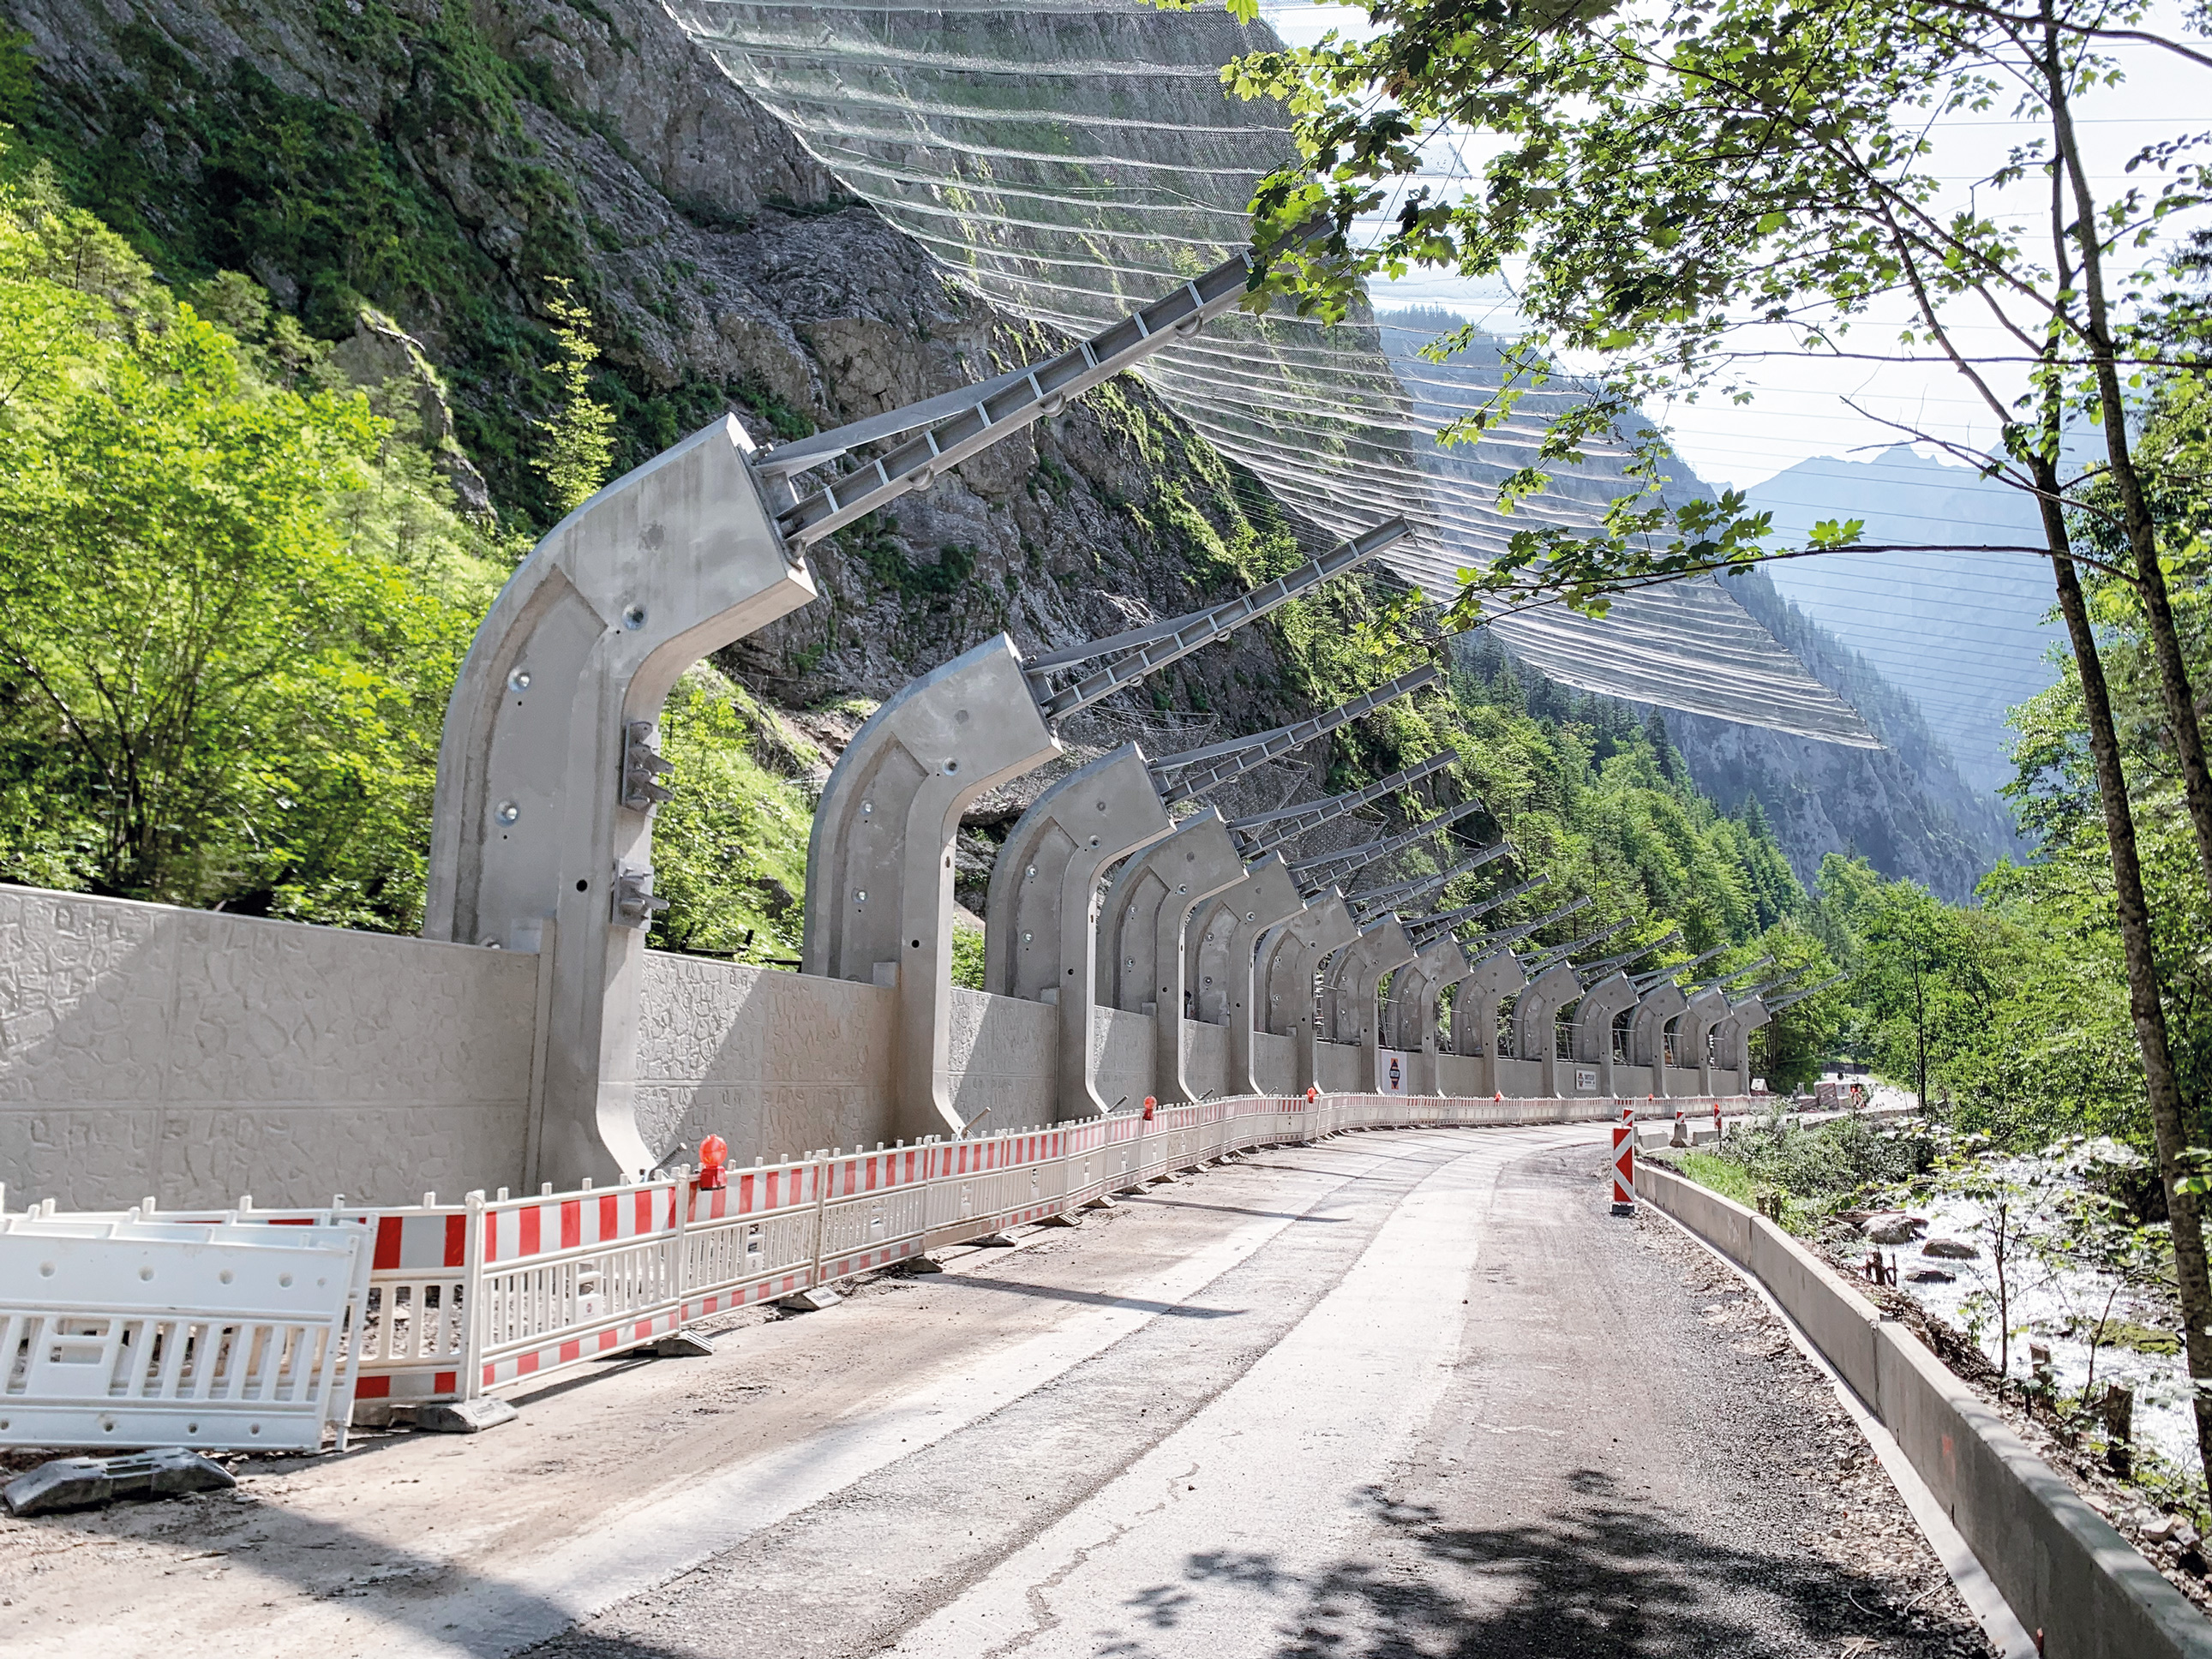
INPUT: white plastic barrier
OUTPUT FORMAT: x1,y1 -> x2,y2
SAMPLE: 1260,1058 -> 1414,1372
12,1093 -> 1742,1418
0,1210 -> 370,1452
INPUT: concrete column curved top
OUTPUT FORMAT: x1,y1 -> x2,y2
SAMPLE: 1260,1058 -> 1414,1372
1449,950 -> 1528,1053
1712,995 -> 1771,1074
1187,854 -> 1303,1026
1259,890 -> 1357,1038
1675,986 -> 1733,1070
1388,936 -> 1471,1051
1572,971 -> 1642,1063
983,745 -> 1172,1002
1325,917 -> 1418,1045
982,742 -> 1177,1120
804,634 -> 1063,1140
1509,959 -> 1585,1063
1628,982 -> 1690,1068
423,416 -> 818,1186
1094,812 -> 1244,1015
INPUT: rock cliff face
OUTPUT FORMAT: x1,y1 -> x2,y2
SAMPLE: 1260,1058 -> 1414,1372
4,0 -> 1343,754
1379,311 -> 2021,901
1668,569 -> 2023,903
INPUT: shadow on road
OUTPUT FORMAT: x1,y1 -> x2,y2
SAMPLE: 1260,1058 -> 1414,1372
1135,1475 -> 1969,1658
947,1273 -> 1250,1320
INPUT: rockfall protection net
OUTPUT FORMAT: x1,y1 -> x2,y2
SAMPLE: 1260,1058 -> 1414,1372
667,0 -> 1880,746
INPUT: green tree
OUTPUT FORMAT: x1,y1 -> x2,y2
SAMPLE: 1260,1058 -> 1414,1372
531,278 -> 614,518
0,137 -> 500,927
1205,0 -> 2212,1489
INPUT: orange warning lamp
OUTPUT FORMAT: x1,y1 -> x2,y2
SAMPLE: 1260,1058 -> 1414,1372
697,1134 -> 728,1190
1305,1086 -> 1318,1105
1142,1095 -> 1157,1122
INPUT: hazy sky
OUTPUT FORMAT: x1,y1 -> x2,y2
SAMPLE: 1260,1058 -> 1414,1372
1259,1 -> 2209,491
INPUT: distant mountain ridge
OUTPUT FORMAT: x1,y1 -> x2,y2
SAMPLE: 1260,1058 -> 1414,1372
1378,309 -> 2025,901
1747,446 -> 2061,798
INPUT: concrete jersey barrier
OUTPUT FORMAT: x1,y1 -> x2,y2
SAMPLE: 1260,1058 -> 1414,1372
1634,1159 -> 2212,1659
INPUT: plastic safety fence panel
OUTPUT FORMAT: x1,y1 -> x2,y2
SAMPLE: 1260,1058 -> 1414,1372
1100,1114 -> 1144,1191
0,1215 -> 369,1452
1059,1121 -> 1112,1209
814,1149 -> 932,1283
922,1132 -> 1065,1248
357,1208 -> 472,1402
477,1182 -> 686,1395
122,1203 -> 471,1404
685,1161 -> 826,1315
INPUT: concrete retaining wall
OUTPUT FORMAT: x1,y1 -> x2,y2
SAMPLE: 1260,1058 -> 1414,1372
1496,1057 -> 1544,1097
1092,1006 -> 1154,1112
945,988 -> 1059,1134
3,880 -> 1777,1213
1315,1039 -> 1363,1093
1,884 -> 540,1212
1184,1020 -> 1228,1100
1636,1159 -> 2212,1659
636,951 -> 894,1165
1435,1052 -> 1484,1096
1251,1031 -> 1294,1095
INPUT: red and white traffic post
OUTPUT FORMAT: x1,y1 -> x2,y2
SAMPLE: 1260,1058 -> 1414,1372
1610,1106 -> 1636,1216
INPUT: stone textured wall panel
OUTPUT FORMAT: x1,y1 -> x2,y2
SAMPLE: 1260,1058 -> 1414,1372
1091,1007 -> 1154,1114
634,953 -> 896,1160
0,887 -> 538,1209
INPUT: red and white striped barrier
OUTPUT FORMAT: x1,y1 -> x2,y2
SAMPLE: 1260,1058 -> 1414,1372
1611,1109 -> 1637,1215
21,1091 -> 1751,1417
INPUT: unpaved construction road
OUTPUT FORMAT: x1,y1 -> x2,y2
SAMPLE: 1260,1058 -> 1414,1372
2,1126 -> 1996,1657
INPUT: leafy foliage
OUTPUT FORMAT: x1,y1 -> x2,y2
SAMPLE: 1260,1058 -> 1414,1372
0,137 -> 501,927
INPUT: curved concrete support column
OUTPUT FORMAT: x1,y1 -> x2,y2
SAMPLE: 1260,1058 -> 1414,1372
1187,855 -> 1304,1098
424,416 -> 818,1187
804,637 -> 1060,1141
1713,997 -> 1771,1082
1449,951 -> 1527,1095
1257,891 -> 1358,1093
984,745 -> 1174,1120
1510,959 -> 1585,1098
1388,937 -> 1468,1094
1572,971 -> 1642,1096
1094,812 -> 1246,1105
1679,986 -> 1732,1095
1628,983 -> 1691,1095
1323,918 -> 1418,1090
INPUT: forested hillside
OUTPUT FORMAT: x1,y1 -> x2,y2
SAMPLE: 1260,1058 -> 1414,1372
0,0 -> 1864,1027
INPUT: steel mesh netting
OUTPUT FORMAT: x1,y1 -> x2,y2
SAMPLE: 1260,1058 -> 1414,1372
667,0 -> 1879,746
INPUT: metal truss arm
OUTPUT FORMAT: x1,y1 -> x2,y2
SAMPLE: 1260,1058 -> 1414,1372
1288,798 -> 1485,893
1463,895 -> 1594,962
1355,843 -> 1512,916
1151,664 -> 1442,806
1229,754 -> 1454,858
776,225 -> 1326,548
1029,524 -> 1410,721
